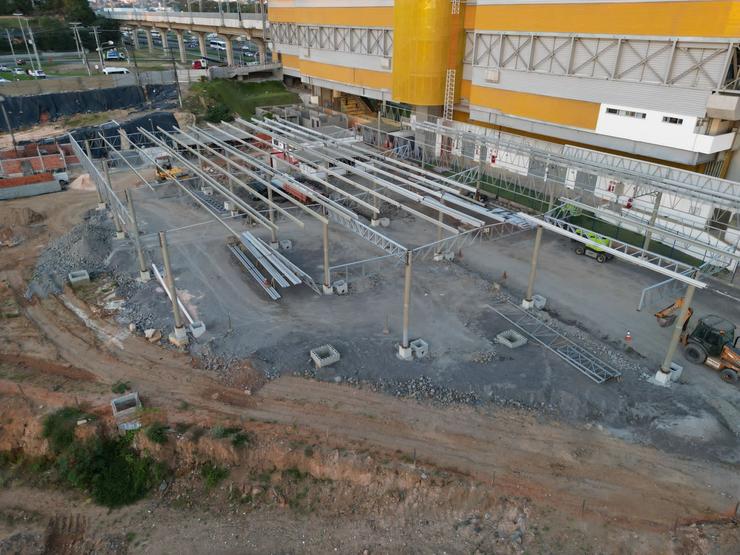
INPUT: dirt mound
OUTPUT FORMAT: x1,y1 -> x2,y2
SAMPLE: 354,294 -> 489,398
0,207 -> 45,226
69,174 -> 97,192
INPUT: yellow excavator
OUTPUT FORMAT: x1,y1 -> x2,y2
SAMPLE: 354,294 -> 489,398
656,299 -> 739,383
155,154 -> 188,182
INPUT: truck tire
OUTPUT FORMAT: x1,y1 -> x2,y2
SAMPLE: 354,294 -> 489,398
685,342 -> 707,364
720,369 -> 738,383
575,246 -> 585,256
596,253 -> 607,263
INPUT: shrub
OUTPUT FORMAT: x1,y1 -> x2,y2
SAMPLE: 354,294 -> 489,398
201,462 -> 229,489
205,103 -> 233,123
111,381 -> 131,394
55,434 -> 166,508
231,432 -> 250,448
42,407 -> 88,454
145,422 -> 169,445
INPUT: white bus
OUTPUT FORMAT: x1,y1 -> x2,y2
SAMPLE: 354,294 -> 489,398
209,39 -> 226,51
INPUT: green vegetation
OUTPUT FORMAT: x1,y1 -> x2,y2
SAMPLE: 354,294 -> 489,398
144,422 -> 170,445
55,433 -> 165,507
200,462 -> 229,489
12,407 -> 167,508
41,406 -> 90,454
111,380 -> 131,394
184,80 -> 299,123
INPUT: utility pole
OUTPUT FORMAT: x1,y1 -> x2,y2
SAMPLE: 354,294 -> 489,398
70,23 -> 91,76
92,26 -> 105,70
5,30 -> 15,60
169,48 -> 183,108
26,24 -> 41,72
14,13 -> 34,72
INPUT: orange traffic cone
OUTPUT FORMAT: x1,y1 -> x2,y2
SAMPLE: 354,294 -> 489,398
625,330 -> 632,343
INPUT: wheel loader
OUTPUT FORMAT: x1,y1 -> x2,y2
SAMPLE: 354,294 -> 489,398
155,155 -> 188,182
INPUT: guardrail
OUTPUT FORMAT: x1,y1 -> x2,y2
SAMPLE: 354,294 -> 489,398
103,9 -> 266,30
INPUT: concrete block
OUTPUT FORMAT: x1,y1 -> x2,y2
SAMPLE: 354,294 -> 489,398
443,252 -> 455,261
115,231 -> 126,240
310,344 -> 340,368
379,217 -> 390,227
370,218 -> 380,227
532,294 -> 547,310
397,344 -> 413,361
111,392 -> 142,432
322,284 -> 333,295
495,329 -> 528,349
201,186 -> 214,196
169,326 -> 189,347
410,338 -> 429,359
224,201 -> 232,211
139,269 -> 151,282
521,298 -> 534,309
669,362 -> 683,382
68,270 -> 90,288
279,239 -> 293,251
652,370 -> 672,387
96,202 -> 107,211
189,320 -> 207,338
333,279 -> 348,295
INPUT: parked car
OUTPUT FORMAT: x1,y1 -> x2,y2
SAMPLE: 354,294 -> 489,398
12,68 -> 25,75
0,78 -> 10,83
191,58 -> 207,70
0,65 -> 9,72
102,66 -> 130,75
15,59 -> 25,65
28,69 -> 46,79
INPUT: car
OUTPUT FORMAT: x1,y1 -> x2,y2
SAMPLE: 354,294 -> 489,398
191,58 -> 207,69
28,69 -> 46,79
15,59 -> 25,65
0,65 -> 9,72
106,50 -> 126,61
12,68 -> 25,75
102,66 -> 130,75
0,78 -> 10,83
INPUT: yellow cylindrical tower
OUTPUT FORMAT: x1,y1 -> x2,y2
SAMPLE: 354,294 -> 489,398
392,0 -> 463,106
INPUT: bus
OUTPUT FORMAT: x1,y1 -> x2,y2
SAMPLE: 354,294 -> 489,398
209,39 -> 226,51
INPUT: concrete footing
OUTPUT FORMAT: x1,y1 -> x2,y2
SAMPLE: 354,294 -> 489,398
652,370 -> 672,387
189,320 -> 207,339
521,298 -> 534,309
496,329 -> 528,349
68,270 -> 90,288
410,338 -> 429,359
310,344 -> 340,368
370,218 -> 380,227
322,284 -> 333,295
397,344 -> 413,360
139,269 -> 151,282
169,326 -> 189,347
96,203 -> 107,211
115,231 -> 126,240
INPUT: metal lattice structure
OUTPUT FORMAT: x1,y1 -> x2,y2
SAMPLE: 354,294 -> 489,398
271,23 -> 393,57
325,209 -> 406,257
487,299 -> 622,384
465,32 -> 737,90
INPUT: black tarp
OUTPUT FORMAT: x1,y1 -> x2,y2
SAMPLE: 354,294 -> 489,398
3,84 -> 177,130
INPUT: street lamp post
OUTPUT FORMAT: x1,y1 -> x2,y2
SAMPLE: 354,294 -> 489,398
13,13 -> 34,72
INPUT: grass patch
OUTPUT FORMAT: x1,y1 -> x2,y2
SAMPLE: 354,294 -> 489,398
111,380 -> 131,394
184,79 -> 299,122
42,407 -> 92,454
144,422 -> 170,445
201,462 -> 229,489
231,432 -> 251,448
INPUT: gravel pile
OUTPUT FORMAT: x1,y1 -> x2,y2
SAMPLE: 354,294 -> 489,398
27,211 -> 115,298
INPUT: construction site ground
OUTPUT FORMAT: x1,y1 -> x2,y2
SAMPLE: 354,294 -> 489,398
0,171 -> 738,553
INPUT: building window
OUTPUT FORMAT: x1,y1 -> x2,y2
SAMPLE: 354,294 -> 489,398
662,116 -> 684,125
605,107 -> 646,119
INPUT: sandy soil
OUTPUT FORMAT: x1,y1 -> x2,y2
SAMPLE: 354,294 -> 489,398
0,189 -> 738,553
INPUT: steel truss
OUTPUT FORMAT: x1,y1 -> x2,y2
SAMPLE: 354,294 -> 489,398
487,299 -> 622,384
466,31 -> 735,90
271,22 -> 393,57
325,209 -> 406,257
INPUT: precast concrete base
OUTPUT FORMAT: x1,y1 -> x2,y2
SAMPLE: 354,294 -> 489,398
270,242 -> 280,249
370,218 -> 380,227
230,211 -> 239,218
521,298 -> 534,309
169,326 -> 189,347
397,345 -> 413,361
115,231 -> 126,240
322,284 -> 333,295
651,370 -> 672,387
433,252 -> 444,262
139,270 -> 151,283
96,203 -> 107,211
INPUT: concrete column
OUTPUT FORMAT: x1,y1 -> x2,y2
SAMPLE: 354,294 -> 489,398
145,28 -> 154,54
224,37 -> 235,66
125,189 -> 151,282
399,250 -> 413,359
256,38 -> 266,65
159,231 -> 188,346
160,28 -> 170,55
197,32 -> 207,58
522,225 -> 543,308
322,222 -> 331,294
642,191 -> 663,255
655,283 -> 696,385
175,29 -> 187,64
